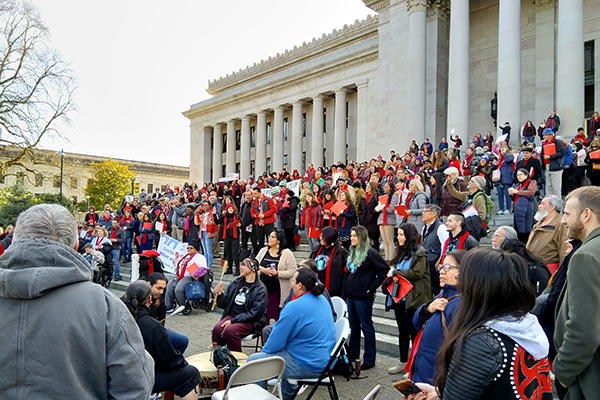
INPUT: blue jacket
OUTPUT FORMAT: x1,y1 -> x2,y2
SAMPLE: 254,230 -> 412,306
497,154 -> 514,186
411,284 -> 461,384
563,142 -> 573,167
263,292 -> 335,372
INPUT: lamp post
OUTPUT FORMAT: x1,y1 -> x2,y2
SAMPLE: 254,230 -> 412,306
130,176 -> 135,196
58,149 -> 64,205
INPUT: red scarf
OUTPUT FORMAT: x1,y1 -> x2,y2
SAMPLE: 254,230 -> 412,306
95,236 -> 104,247
177,254 -> 195,280
514,178 -> 531,206
119,217 -> 132,226
102,215 -> 111,222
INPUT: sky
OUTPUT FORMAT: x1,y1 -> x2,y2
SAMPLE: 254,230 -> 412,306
29,0 -> 373,167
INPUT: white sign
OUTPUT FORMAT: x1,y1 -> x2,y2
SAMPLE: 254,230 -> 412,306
261,188 -> 274,198
157,234 -> 187,274
286,179 -> 301,196
125,195 -> 134,202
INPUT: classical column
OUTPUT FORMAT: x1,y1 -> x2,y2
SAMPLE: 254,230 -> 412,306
497,0 -> 521,147
272,106 -> 284,173
534,0 -> 556,126
406,0 -> 428,148
291,101 -> 304,173
355,82 -> 368,162
212,123 -> 223,182
240,116 -> 251,179
333,89 -> 347,164
446,0 -> 469,144
255,112 -> 267,176
311,95 -> 324,168
557,0 -> 584,139
226,120 -> 236,174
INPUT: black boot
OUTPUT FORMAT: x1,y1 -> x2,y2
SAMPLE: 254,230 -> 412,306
224,268 -> 233,275
233,269 -> 240,276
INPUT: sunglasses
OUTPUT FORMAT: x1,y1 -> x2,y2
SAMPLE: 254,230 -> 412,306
187,246 -> 195,250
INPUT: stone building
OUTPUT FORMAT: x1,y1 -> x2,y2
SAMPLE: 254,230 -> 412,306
0,147 -> 190,205
184,0 -> 595,184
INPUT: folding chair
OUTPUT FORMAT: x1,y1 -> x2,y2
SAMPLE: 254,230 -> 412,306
212,356 -> 286,400
288,317 -> 350,400
330,296 -> 347,320
362,385 -> 381,400
241,331 -> 262,353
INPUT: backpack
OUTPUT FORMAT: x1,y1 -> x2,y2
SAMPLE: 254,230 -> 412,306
210,345 -> 239,386
472,192 -> 493,225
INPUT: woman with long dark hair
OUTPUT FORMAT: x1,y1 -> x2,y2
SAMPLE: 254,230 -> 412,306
309,226 -> 349,298
508,168 -> 537,243
500,239 -> 551,296
410,249 -> 552,400
321,189 -> 337,228
382,223 -> 431,374
122,280 -> 201,400
342,225 -> 389,370
358,181 -> 380,250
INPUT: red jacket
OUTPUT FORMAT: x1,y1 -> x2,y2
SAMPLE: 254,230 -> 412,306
301,203 -> 324,230
250,196 -> 277,225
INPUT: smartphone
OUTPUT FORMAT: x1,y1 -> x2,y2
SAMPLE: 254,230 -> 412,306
393,380 -> 422,397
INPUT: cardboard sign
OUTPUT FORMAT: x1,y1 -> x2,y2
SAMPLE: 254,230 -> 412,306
379,195 -> 389,207
395,205 -> 409,216
387,275 -> 414,303
143,222 -> 152,230
156,234 -> 186,274
330,200 -> 348,217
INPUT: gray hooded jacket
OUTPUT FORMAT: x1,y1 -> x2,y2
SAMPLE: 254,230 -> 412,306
0,238 -> 155,400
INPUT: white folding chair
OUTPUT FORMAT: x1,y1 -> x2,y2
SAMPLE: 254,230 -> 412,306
362,385 -> 381,400
212,356 -> 286,400
241,331 -> 262,353
288,317 -> 350,400
330,296 -> 347,320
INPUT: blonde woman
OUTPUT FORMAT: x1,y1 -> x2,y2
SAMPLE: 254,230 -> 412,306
376,182 -> 400,261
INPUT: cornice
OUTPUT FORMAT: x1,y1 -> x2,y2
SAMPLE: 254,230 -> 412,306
362,0 -> 391,12
206,15 -> 378,92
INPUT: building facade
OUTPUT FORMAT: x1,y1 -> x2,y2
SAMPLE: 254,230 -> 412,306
0,147 -> 190,204
184,0 -> 597,184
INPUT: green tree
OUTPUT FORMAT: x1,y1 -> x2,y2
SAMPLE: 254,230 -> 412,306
34,193 -> 75,213
0,0 -> 76,176
0,183 -> 35,227
85,158 -> 135,210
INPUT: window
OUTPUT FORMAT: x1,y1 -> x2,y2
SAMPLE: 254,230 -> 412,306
283,118 -> 288,141
35,173 -> 43,187
251,126 -> 256,148
211,133 -> 214,150
147,183 -> 154,193
17,172 -> 25,186
346,102 -> 349,129
266,158 -> 272,174
250,161 -> 255,177
323,149 -> 327,166
302,113 -> 307,137
222,132 -> 227,153
52,175 -> 60,188
302,151 -> 306,171
236,129 -> 241,150
323,110 -> 327,134
236,162 -> 240,173
585,40 -> 595,116
283,154 -> 288,171
71,177 -> 78,189
222,165 -> 226,178
267,122 -> 272,145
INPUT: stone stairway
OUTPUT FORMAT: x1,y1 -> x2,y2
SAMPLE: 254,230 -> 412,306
110,201 -> 513,359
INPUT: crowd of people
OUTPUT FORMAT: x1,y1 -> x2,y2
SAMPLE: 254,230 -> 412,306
3,112 -> 600,399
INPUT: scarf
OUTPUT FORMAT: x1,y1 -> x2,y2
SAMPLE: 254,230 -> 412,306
315,245 -> 336,291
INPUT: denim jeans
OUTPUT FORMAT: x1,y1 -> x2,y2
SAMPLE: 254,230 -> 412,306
346,297 -> 376,366
200,231 -> 213,268
167,329 -> 189,354
248,349 -> 321,400
111,249 -> 121,279
524,135 -> 534,145
496,183 -> 512,211
121,237 -> 132,259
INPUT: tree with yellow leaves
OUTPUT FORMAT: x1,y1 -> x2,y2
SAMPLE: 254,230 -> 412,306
84,159 -> 135,210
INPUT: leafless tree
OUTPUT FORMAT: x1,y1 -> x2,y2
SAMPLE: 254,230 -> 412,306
0,0 -> 76,176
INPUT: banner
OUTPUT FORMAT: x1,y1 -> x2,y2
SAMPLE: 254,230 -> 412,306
157,234 -> 187,274
261,188 -> 274,198
286,179 -> 301,196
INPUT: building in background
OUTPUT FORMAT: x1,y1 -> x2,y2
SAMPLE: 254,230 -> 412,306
0,147 -> 190,205
184,0 -> 594,184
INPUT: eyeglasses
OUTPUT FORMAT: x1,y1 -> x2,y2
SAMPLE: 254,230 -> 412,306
187,246 -> 195,250
437,264 -> 459,273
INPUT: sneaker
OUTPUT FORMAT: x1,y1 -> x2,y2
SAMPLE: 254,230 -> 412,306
503,209 -> 510,215
113,277 -> 122,282
166,309 -> 174,313
497,210 -> 504,215
387,362 -> 407,374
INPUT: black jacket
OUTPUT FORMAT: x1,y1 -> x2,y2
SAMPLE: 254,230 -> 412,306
149,295 -> 167,326
342,248 -> 389,300
279,196 -> 299,230
310,242 -> 349,298
514,156 -> 543,183
217,277 -> 268,332
358,193 -> 379,233
441,327 -> 552,400
136,306 -> 187,371
240,200 -> 253,227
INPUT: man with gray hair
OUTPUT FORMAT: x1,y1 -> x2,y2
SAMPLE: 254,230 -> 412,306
527,195 -> 568,271
491,226 -> 518,249
0,204 -> 154,399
